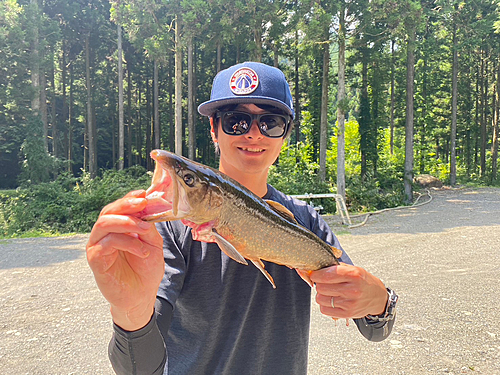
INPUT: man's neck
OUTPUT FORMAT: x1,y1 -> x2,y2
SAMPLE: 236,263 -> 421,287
219,164 -> 269,197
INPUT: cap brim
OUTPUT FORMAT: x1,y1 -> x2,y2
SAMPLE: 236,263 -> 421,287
198,96 -> 294,119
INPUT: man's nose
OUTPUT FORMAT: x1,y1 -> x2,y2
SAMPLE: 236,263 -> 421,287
245,120 -> 263,138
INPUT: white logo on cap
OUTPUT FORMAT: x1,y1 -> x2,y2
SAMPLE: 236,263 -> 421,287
229,67 -> 259,95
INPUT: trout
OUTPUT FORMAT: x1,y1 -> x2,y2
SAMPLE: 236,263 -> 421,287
137,150 -> 342,288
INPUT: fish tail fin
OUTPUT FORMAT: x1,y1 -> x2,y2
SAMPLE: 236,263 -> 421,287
295,269 -> 314,288
251,260 -> 276,289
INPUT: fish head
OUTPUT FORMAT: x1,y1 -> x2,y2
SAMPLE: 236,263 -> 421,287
138,150 -> 224,223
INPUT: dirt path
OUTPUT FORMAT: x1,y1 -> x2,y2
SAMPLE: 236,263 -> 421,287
0,187 -> 499,374
312,187 -> 500,374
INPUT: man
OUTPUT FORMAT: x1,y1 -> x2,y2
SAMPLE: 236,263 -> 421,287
86,62 -> 397,375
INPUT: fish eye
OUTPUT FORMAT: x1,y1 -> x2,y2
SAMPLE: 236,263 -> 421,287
183,173 -> 195,187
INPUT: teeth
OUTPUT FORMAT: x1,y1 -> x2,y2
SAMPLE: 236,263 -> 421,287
241,147 -> 264,152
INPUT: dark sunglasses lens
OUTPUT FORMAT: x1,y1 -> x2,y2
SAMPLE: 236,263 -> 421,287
222,112 -> 252,135
259,115 -> 287,137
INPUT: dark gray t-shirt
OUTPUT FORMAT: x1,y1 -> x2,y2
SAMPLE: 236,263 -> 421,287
109,185 -> 393,375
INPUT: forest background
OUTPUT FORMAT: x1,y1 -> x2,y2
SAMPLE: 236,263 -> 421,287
1,0 -> 500,238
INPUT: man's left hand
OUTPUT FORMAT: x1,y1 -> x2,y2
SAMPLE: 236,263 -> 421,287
309,264 -> 388,320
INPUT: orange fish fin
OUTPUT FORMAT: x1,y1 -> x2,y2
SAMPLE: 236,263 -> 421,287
295,269 -> 314,288
212,230 -> 248,265
331,245 -> 343,259
250,259 -> 276,289
265,200 -> 298,224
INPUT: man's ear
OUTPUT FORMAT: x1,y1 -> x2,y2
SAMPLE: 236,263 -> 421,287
210,117 -> 217,143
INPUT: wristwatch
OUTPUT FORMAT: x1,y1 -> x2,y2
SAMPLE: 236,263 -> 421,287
365,287 -> 398,323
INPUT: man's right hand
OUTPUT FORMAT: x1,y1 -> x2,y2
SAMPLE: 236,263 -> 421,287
86,190 -> 165,331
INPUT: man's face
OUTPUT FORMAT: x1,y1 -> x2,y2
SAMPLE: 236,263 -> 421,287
211,103 -> 285,178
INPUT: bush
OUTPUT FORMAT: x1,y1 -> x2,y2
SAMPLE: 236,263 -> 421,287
0,166 -> 151,238
345,174 -> 406,212
268,142 -> 337,213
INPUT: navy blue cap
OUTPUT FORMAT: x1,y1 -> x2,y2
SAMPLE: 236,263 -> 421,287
198,62 -> 295,120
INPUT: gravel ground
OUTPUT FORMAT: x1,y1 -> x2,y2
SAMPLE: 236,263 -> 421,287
0,187 -> 499,375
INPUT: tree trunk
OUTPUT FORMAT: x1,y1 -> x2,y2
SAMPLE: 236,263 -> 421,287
118,24 -> 125,170
475,59 -> 480,172
137,80 -> 143,166
253,23 -> 263,62
273,43 -> 279,68
216,38 -> 222,72
404,26 -> 416,204
480,52 -> 488,178
168,53 -> 174,152
336,5 -> 346,201
319,33 -> 329,182
61,39 -> 69,164
359,46 -> 370,180
40,67 -> 48,153
146,72 -> 152,170
294,27 -> 300,148
50,56 -> 57,157
492,61 -> 499,182
127,63 -> 133,166
85,32 -> 96,178
175,17 -> 183,155
188,35 -> 195,160
450,19 -> 458,186
390,40 -> 395,156
420,24 -> 429,174
154,59 -> 160,149
68,62 -> 73,173
29,0 -> 40,117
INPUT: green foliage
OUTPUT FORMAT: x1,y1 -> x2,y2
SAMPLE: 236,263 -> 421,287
0,166 -> 151,238
19,116 -> 57,185
268,141 -> 336,213
345,174 -> 406,213
1,0 -> 500,235
327,119 -> 362,179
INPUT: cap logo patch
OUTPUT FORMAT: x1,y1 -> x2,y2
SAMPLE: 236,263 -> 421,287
229,67 -> 259,95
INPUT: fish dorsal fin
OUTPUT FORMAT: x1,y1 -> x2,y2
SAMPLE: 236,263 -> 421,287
331,245 -> 343,259
265,200 -> 298,224
211,229 -> 248,265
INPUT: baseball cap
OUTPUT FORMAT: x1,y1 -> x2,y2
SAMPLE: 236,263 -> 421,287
198,62 -> 295,120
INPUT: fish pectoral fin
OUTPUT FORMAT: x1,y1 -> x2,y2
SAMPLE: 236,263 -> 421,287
211,230 -> 248,265
331,245 -> 343,259
265,200 -> 298,224
250,259 -> 276,289
295,269 -> 314,288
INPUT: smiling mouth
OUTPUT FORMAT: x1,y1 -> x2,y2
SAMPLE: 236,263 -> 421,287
239,147 -> 265,153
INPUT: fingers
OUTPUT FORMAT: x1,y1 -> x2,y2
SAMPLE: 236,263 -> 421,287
311,264 -> 363,319
87,190 -> 164,273
315,294 -> 350,319
312,264 -> 388,319
100,191 -> 147,216
309,263 -> 359,284
88,214 -> 152,246
87,233 -> 148,273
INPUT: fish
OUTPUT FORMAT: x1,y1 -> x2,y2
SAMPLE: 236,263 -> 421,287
137,149 -> 342,288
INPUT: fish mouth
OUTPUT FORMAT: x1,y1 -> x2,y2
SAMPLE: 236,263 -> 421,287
136,150 -> 190,222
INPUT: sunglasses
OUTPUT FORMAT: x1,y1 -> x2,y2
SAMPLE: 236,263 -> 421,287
216,111 -> 290,138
